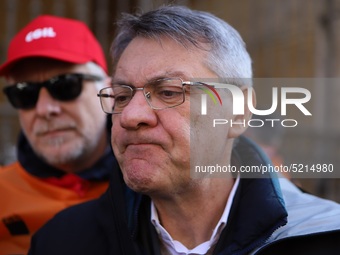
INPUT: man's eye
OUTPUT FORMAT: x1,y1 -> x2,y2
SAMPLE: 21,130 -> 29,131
156,86 -> 183,99
159,90 -> 180,98
114,92 -> 131,104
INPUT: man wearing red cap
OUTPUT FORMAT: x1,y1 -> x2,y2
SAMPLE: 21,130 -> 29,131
0,15 -> 118,253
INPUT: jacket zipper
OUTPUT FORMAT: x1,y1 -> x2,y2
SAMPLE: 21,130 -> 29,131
226,219 -> 287,255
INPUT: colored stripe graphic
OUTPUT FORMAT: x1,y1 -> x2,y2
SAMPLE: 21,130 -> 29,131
198,85 -> 223,105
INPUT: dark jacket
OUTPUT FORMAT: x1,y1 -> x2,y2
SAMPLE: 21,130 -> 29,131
28,136 -> 340,255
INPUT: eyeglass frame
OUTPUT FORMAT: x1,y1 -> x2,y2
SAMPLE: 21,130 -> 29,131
97,77 -> 217,114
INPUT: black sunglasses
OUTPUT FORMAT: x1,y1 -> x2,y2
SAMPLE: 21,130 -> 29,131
3,73 -> 102,109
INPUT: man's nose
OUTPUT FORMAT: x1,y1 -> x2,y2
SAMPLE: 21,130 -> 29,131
119,90 -> 157,130
35,87 -> 62,118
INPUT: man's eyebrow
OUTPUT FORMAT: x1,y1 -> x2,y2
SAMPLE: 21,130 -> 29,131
160,71 -> 187,80
112,71 -> 189,85
111,78 -> 132,86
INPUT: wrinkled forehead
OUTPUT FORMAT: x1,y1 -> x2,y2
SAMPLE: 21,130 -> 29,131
113,36 -> 213,86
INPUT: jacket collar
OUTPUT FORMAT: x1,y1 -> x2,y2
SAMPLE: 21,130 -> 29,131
213,136 -> 288,254
214,179 -> 287,255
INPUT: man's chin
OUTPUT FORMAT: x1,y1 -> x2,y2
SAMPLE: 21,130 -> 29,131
36,146 -> 83,166
124,171 -> 156,194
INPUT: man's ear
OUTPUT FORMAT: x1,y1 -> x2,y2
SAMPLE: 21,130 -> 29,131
228,86 -> 256,138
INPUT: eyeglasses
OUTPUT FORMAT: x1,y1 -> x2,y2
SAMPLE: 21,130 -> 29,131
97,77 -> 206,114
3,73 -> 102,109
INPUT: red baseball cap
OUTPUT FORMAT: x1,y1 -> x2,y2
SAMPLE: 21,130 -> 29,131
0,15 -> 107,75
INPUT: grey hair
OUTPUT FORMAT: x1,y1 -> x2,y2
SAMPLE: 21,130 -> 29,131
111,5 -> 252,87
85,61 -> 108,91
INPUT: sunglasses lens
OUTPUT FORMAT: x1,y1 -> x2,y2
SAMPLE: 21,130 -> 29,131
3,84 -> 39,109
3,74 -> 99,109
48,74 -> 82,101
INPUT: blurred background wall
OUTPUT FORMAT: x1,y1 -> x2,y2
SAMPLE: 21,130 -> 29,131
1,0 -> 340,201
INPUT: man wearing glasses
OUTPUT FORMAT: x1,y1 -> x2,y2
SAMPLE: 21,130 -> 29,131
0,15 -> 118,253
30,6 -> 340,255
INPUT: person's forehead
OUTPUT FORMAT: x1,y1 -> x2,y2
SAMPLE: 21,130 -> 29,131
8,58 -> 88,82
113,37 -> 210,84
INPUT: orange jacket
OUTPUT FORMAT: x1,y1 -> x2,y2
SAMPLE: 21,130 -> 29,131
0,162 -> 109,255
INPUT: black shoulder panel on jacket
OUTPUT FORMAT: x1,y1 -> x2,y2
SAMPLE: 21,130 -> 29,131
255,230 -> 340,255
